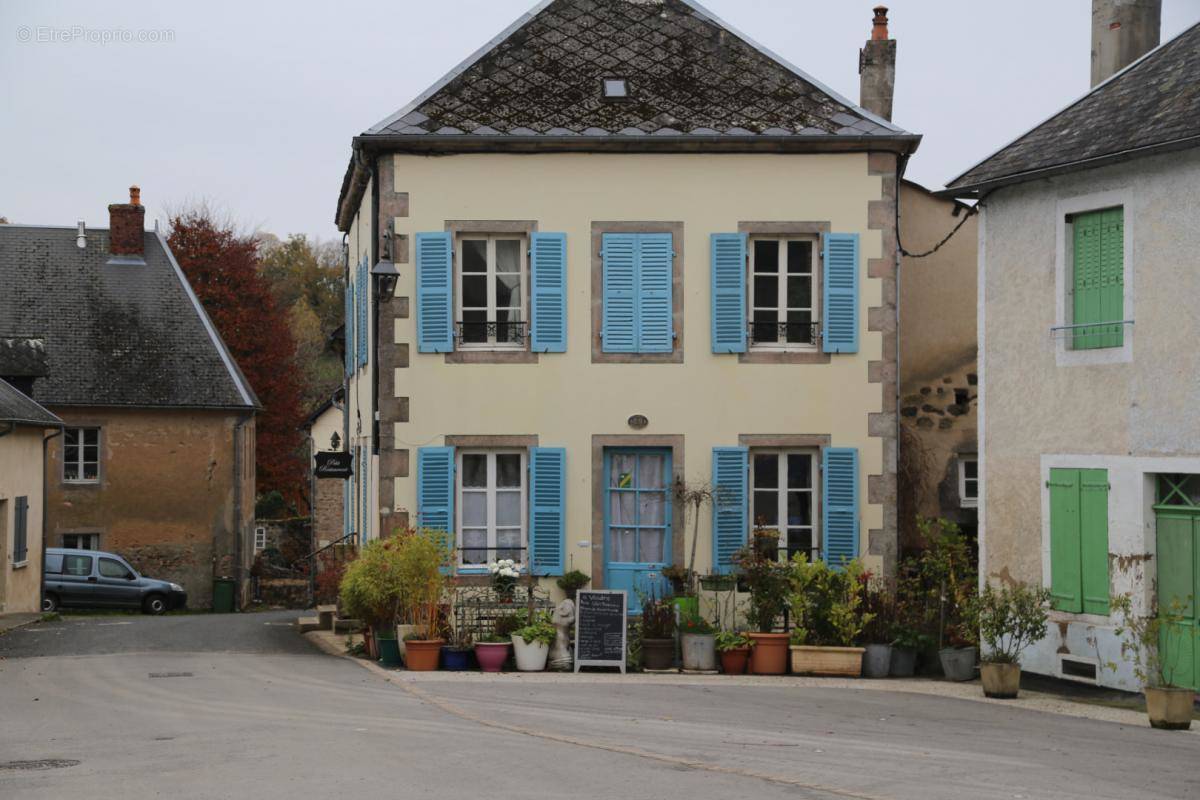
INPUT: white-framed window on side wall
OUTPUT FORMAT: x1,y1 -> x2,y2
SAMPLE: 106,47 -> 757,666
457,450 -> 527,567
750,450 -> 818,562
456,234 -> 527,349
959,456 -> 979,508
63,427 -> 100,483
254,526 -> 267,552
62,533 -> 100,550
749,238 -> 818,349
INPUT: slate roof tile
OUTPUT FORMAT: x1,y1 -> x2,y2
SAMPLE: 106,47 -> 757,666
0,377 -> 61,427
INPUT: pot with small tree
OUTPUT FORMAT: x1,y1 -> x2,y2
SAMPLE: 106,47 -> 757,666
733,535 -> 792,674
970,582 -> 1051,698
555,569 -> 590,602
1109,593 -> 1194,730
396,529 -> 452,671
679,612 -> 717,672
640,596 -> 678,671
338,538 -> 408,665
912,519 -> 979,681
788,554 -> 872,677
715,631 -> 753,674
860,576 -> 896,679
512,612 -> 556,672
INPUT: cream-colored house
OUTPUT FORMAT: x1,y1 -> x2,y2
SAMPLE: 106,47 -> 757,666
946,10 -> 1200,691
336,0 -> 920,609
0,376 -> 62,614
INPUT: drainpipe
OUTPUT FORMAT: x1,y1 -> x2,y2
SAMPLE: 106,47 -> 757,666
894,152 -> 911,568
233,412 -> 252,610
42,426 -> 63,610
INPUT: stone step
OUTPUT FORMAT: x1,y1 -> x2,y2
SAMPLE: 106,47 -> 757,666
297,616 -> 322,633
316,605 -> 337,630
333,617 -> 363,633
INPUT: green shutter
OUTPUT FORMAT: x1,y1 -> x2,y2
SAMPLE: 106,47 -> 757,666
1048,469 -> 1082,613
1079,469 -> 1110,614
1072,209 -> 1123,350
1156,512 -> 1198,690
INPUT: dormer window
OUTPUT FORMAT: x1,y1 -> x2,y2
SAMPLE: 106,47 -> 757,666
602,77 -> 629,99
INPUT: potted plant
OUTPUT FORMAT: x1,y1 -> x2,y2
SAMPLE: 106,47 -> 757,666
788,555 -> 872,676
733,537 -> 791,674
440,621 -> 472,671
912,519 -> 979,681
860,576 -> 895,679
970,582 -> 1051,698
488,558 -> 521,602
555,569 -> 590,602
512,612 -> 556,672
396,529 -> 452,671
890,561 -> 932,677
640,596 -> 677,671
474,633 -> 511,672
1109,593 -> 1194,730
338,538 -> 407,662
889,624 -> 930,677
679,612 -> 717,671
699,573 -> 737,592
376,628 -> 402,668
715,631 -> 753,674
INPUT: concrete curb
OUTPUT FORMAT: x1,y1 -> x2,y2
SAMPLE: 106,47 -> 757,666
0,612 -> 43,637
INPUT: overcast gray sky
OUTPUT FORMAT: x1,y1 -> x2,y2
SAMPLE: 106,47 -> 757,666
2,1 -> 1198,242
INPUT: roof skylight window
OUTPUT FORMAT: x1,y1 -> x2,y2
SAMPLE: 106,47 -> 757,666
602,78 -> 629,99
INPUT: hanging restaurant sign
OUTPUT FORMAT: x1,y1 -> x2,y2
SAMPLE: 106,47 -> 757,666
314,451 -> 353,479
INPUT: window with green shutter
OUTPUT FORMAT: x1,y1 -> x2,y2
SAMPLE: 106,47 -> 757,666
1070,208 -> 1124,350
1048,468 -> 1110,614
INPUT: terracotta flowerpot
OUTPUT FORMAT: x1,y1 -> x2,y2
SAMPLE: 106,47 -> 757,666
404,639 -> 444,671
720,647 -> 750,675
1145,686 -> 1194,730
641,638 -> 675,670
980,661 -> 1021,698
395,624 -> 419,662
748,632 -> 789,675
789,645 -> 865,677
475,641 -> 511,672
511,635 -> 550,672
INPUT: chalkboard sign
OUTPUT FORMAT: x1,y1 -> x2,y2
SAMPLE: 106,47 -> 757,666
573,589 -> 627,673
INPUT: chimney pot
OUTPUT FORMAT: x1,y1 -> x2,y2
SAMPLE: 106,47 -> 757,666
872,6 -> 890,41
859,6 -> 896,121
129,185 -> 141,206
108,185 -> 146,259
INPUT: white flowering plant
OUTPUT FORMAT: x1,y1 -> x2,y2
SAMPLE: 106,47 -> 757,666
487,558 -> 523,598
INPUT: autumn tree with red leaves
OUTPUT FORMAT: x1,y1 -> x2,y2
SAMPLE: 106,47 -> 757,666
168,209 -> 306,508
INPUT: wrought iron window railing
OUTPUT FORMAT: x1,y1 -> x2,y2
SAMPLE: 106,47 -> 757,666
748,320 -> 820,346
458,545 -> 527,568
1049,319 -> 1132,350
455,320 -> 527,346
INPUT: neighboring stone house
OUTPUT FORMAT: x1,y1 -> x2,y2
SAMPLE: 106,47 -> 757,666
0,377 -> 62,614
897,181 -> 978,549
303,389 -> 346,549
946,7 -> 1200,691
335,0 -> 921,610
0,188 -> 259,609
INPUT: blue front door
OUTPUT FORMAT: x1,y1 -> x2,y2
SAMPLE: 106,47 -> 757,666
604,448 -> 672,613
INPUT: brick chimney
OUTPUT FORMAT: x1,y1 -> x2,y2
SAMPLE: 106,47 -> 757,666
859,6 -> 896,121
1091,0 -> 1161,87
108,185 -> 145,257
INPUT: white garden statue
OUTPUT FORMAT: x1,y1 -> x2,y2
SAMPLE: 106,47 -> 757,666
549,598 -> 576,670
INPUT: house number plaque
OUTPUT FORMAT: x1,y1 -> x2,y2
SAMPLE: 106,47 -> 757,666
627,414 -> 648,429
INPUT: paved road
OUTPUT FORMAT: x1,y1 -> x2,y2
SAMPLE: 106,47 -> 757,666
1,612 -> 1195,800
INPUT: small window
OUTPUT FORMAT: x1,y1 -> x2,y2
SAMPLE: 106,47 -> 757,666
602,77 -> 628,99
749,238 -> 817,348
62,533 -> 99,550
99,557 -> 133,580
456,234 -> 527,349
63,554 -> 93,577
751,450 -> 818,563
64,427 -> 100,483
959,457 -> 979,508
457,450 -> 527,567
254,526 -> 267,552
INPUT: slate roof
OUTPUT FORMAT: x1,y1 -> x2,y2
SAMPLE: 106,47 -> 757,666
0,225 -> 258,410
0,377 -> 61,427
364,0 -> 909,142
948,22 -> 1200,193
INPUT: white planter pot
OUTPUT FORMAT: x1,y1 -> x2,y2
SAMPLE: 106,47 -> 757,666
511,634 -> 550,672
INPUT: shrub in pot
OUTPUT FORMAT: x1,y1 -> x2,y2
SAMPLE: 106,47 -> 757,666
888,624 -> 930,677
474,633 -> 511,672
339,538 -> 408,661
512,613 -> 555,672
733,537 -> 791,675
788,555 -> 871,677
679,613 -> 717,671
639,596 -> 677,670
970,582 -> 1050,698
860,577 -> 897,678
555,570 -> 590,602
715,631 -> 753,675
1109,593 -> 1195,730
440,623 -> 472,671
395,528 -> 452,671
905,519 -> 979,681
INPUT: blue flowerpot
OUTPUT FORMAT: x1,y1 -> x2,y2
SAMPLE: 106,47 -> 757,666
441,647 -> 471,671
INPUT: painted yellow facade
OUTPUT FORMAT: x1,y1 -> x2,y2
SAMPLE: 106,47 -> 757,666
0,426 -> 48,614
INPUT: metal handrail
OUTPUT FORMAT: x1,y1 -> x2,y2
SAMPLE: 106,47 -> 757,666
291,530 -> 357,569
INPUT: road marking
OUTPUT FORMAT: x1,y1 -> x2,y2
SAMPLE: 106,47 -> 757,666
97,622 -> 133,627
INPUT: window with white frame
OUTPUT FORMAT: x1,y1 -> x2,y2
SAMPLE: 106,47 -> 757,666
457,450 -> 527,567
456,234 -> 527,348
254,526 -> 267,552
959,457 -> 979,508
62,533 -> 99,550
749,238 -> 817,348
63,427 -> 100,483
751,450 -> 818,562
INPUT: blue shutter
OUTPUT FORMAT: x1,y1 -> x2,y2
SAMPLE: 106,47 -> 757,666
530,233 -> 568,353
529,447 -> 566,575
343,472 -> 351,536
711,233 -> 747,354
821,447 -> 859,568
344,280 -> 354,376
348,448 -> 357,538
416,232 -> 454,353
712,447 -> 749,575
361,447 -> 370,543
822,233 -> 859,354
601,233 -> 637,352
357,256 -> 369,368
637,233 -> 674,352
417,446 -> 455,535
